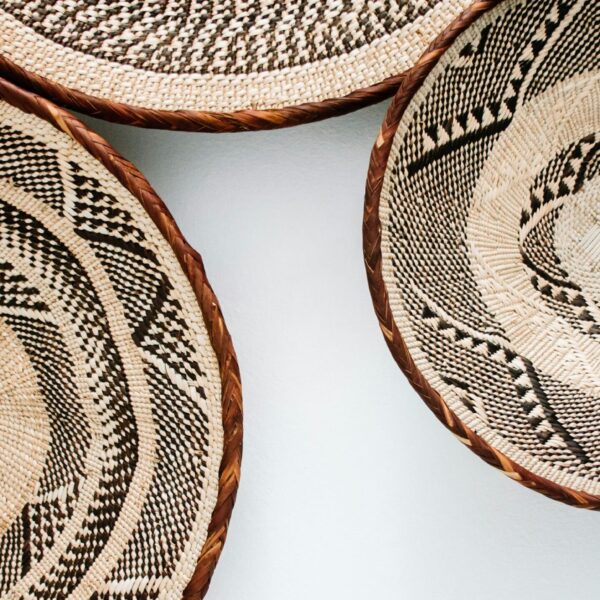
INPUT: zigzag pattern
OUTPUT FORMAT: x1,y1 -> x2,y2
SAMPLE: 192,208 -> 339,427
520,134 -> 600,336
0,103 -> 222,597
382,0 -> 600,497
422,303 -> 587,458
411,0 -> 576,174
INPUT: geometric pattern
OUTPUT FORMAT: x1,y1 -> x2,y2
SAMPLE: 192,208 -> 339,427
0,99 -> 223,598
0,1 -> 472,113
380,0 -> 600,495
2,1 -> 448,75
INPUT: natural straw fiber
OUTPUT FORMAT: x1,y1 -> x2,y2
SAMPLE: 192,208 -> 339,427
0,78 -> 242,597
0,1 -> 473,132
364,0 -> 600,507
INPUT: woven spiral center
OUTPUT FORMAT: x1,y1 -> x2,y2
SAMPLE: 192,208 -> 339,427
555,188 -> 600,306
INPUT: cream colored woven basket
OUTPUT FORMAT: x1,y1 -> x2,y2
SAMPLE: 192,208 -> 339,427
365,0 -> 600,507
0,1 -> 472,131
0,79 -> 241,598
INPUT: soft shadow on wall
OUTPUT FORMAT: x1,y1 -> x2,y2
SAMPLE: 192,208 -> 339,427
82,102 -> 600,600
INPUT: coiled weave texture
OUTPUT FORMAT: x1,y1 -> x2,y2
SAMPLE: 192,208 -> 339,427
0,80 -> 241,597
0,1 -> 471,130
365,0 -> 600,505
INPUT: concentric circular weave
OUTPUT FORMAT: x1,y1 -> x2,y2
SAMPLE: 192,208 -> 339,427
0,1 -> 472,131
0,79 -> 242,597
365,0 -> 600,506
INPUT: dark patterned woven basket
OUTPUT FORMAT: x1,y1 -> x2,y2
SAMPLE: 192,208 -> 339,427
0,1 -> 473,132
364,0 -> 600,507
0,78 -> 242,597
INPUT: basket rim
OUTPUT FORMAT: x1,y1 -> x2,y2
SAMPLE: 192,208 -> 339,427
0,50 -> 404,133
362,0 -> 600,509
0,76 -> 243,596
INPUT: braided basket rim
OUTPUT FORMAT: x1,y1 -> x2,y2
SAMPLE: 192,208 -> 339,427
0,50 -> 404,133
363,0 -> 600,509
0,76 -> 243,596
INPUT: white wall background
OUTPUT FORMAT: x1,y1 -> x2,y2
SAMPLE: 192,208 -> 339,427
86,103 -> 600,600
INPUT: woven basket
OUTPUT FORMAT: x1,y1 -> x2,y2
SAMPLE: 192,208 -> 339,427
365,0 -> 600,507
0,1 -> 473,132
0,78 -> 242,597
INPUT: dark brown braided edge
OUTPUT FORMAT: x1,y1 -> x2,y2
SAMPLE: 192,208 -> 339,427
363,0 -> 600,510
0,77 -> 243,596
0,51 -> 404,133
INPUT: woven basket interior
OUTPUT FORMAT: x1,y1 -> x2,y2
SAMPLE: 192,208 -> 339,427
0,0 -> 471,113
0,97 -> 225,597
379,0 -> 600,495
